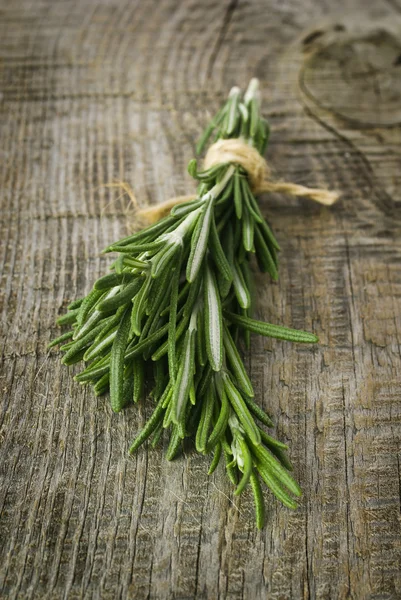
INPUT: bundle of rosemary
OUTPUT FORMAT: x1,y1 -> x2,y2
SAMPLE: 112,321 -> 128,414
51,79 -> 324,528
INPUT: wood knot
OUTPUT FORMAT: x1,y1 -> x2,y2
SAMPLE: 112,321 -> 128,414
300,21 -> 401,127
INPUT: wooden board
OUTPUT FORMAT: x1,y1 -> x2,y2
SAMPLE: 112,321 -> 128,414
1,1 -> 401,598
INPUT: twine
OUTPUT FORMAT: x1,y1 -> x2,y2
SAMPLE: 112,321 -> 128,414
137,138 -> 340,223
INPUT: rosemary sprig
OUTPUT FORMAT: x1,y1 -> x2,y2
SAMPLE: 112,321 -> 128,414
51,79 -> 318,528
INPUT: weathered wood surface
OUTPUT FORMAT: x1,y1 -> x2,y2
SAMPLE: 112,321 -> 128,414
1,1 -> 401,598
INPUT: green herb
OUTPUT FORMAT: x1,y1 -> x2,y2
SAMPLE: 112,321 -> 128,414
50,79 -> 319,528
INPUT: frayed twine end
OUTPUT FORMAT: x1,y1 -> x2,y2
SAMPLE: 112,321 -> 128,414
136,194 -> 197,225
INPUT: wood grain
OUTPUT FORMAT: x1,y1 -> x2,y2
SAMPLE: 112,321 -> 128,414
1,1 -> 401,598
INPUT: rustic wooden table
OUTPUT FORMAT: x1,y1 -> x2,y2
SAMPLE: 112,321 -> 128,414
1,1 -> 401,598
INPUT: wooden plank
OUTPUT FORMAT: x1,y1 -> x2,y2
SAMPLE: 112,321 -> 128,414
1,0 -> 401,598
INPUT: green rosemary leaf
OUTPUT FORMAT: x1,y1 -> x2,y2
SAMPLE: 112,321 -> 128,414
187,158 -> 198,178
196,163 -> 227,182
217,221 -> 234,299
224,311 -> 319,343
67,298 -> 84,310
215,177 -> 233,206
114,254 -> 125,275
151,242 -> 181,279
242,205 -> 254,252
195,384 -> 214,453
160,281 -> 190,317
183,268 -> 203,319
195,397 -> 207,452
125,321 -> 169,361
163,398 -> 173,428
267,446 -> 294,472
204,263 -> 223,371
93,372 -> 110,397
223,374 -> 260,446
47,330 -> 74,349
62,348 -> 87,366
147,264 -> 173,317
129,396 -> 165,454
241,259 -> 255,313
258,429 -> 288,450
154,359 -> 166,401
77,288 -> 105,327
253,203 -> 280,251
247,94 -> 259,138
160,382 -> 173,409
186,197 -> 214,282
196,307 -> 207,367
233,169 -> 242,219
121,256 -> 147,270
226,87 -> 240,135
141,314 -> 167,359
131,276 -> 151,336
258,429 -> 293,470
56,309 -> 79,326
189,381 -> 196,406
241,180 -> 263,224
171,198 -> 203,218
82,351 -> 110,371
196,363 -> 212,398
165,425 -> 182,461
250,472 -> 265,529
94,271 -> 142,291
73,307 -> 104,341
208,442 -> 222,475
59,340 -> 75,351
240,307 -> 251,349
83,325 -> 117,361
132,357 -> 144,403
97,278 -> 143,313
122,363 -> 134,408
186,396 -> 202,434
61,318 -> 113,366
256,461 -> 298,510
209,214 -> 232,282
206,382 -> 229,452
150,420 -> 164,448
216,201 -> 234,234
167,253 -> 182,380
269,245 -> 279,270
254,225 -> 278,280
150,310 -> 188,361
238,101 -> 249,125
171,324 -> 196,424
105,240 -> 164,255
110,307 -> 132,413
234,437 -> 253,496
223,444 -> 238,485
262,118 -> 270,149
232,260 -> 251,309
177,407 -> 188,439
223,323 -> 254,397
74,360 -> 110,383
91,305 -> 126,344
196,105 -> 227,155
252,443 -> 301,497
104,216 -> 176,252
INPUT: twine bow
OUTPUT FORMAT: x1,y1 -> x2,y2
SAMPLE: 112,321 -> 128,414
137,138 -> 340,224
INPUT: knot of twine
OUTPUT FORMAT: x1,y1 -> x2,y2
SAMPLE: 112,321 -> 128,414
137,138 -> 340,224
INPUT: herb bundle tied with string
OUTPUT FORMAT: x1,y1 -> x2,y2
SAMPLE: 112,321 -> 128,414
50,79 -> 338,528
